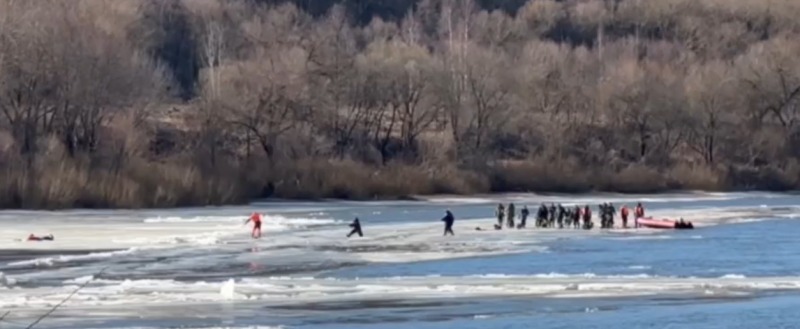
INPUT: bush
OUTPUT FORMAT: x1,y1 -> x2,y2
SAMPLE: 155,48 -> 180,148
726,164 -> 800,191
487,158 -> 592,193
665,164 -> 725,191
269,160 -> 487,200
596,165 -> 666,193
0,152 -> 252,209
1,150 -> 797,210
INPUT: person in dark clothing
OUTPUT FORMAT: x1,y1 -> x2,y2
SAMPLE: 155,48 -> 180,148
496,204 -> 505,229
442,210 -> 455,236
537,203 -> 548,228
600,203 -> 613,229
599,203 -> 608,228
583,205 -> 592,229
548,203 -> 557,227
608,203 -> 616,229
556,204 -> 565,229
573,205 -> 581,229
676,218 -> 694,229
347,218 -> 364,238
519,206 -> 529,229
507,203 -> 516,229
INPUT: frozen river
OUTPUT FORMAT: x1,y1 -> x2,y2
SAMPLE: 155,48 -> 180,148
1,192 -> 799,329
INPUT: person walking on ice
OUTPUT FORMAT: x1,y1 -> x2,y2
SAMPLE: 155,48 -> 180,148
347,217 -> 363,238
442,210 -> 456,236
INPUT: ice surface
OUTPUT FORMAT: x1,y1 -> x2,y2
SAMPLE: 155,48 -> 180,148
0,193 -> 797,328
3,273 -> 799,310
221,278 -> 236,300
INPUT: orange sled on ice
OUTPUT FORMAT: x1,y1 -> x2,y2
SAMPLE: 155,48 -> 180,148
636,217 -> 694,230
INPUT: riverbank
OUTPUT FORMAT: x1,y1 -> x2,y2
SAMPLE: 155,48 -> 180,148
1,156 -> 797,210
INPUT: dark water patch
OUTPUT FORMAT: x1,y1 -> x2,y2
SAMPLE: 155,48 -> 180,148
0,248 -> 121,262
301,314 -> 412,326
272,296 -> 628,327
272,298 -> 468,311
311,244 -> 492,254
649,294 -> 756,306
0,249 -> 128,276
263,243 -> 501,254
98,260 -> 367,282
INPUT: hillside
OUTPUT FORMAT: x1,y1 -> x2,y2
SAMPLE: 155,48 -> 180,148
1,0 -> 800,208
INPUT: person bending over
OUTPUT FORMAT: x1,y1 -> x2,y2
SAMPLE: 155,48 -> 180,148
245,212 -> 263,239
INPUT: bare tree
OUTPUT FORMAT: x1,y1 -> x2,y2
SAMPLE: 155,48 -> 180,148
602,58 -> 655,161
359,39 -> 438,162
471,10 -> 518,49
50,3 -> 166,157
200,20 -> 225,99
684,61 -> 736,164
738,37 -> 800,131
516,0 -> 565,37
438,0 -> 476,152
516,40 -> 572,122
307,5 -> 365,157
0,1 -> 60,158
462,46 -> 512,153
218,49 -> 309,161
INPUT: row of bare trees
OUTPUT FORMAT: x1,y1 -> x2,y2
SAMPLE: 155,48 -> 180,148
1,0 -> 800,208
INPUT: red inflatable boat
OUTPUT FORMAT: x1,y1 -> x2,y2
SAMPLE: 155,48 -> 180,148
636,217 -> 694,230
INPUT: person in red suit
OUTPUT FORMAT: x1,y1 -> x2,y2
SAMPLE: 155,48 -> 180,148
245,212 -> 263,239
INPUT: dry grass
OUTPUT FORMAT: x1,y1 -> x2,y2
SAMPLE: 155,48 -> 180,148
483,158 -> 796,194
488,158 -> 592,193
268,159 -> 486,200
725,163 -> 800,191
665,164 -> 726,191
0,153 -> 252,209
0,152 -> 797,209
596,164 -> 666,193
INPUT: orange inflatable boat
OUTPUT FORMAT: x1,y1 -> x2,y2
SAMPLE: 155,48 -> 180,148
636,217 -> 694,230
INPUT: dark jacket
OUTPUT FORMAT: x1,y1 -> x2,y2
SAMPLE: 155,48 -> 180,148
442,211 -> 455,225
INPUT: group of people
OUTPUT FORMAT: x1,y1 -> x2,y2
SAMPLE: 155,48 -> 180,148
243,202 -> 647,240
495,202 -> 646,231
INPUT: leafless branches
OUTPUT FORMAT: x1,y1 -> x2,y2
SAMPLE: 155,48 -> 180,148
3,0 -> 800,208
